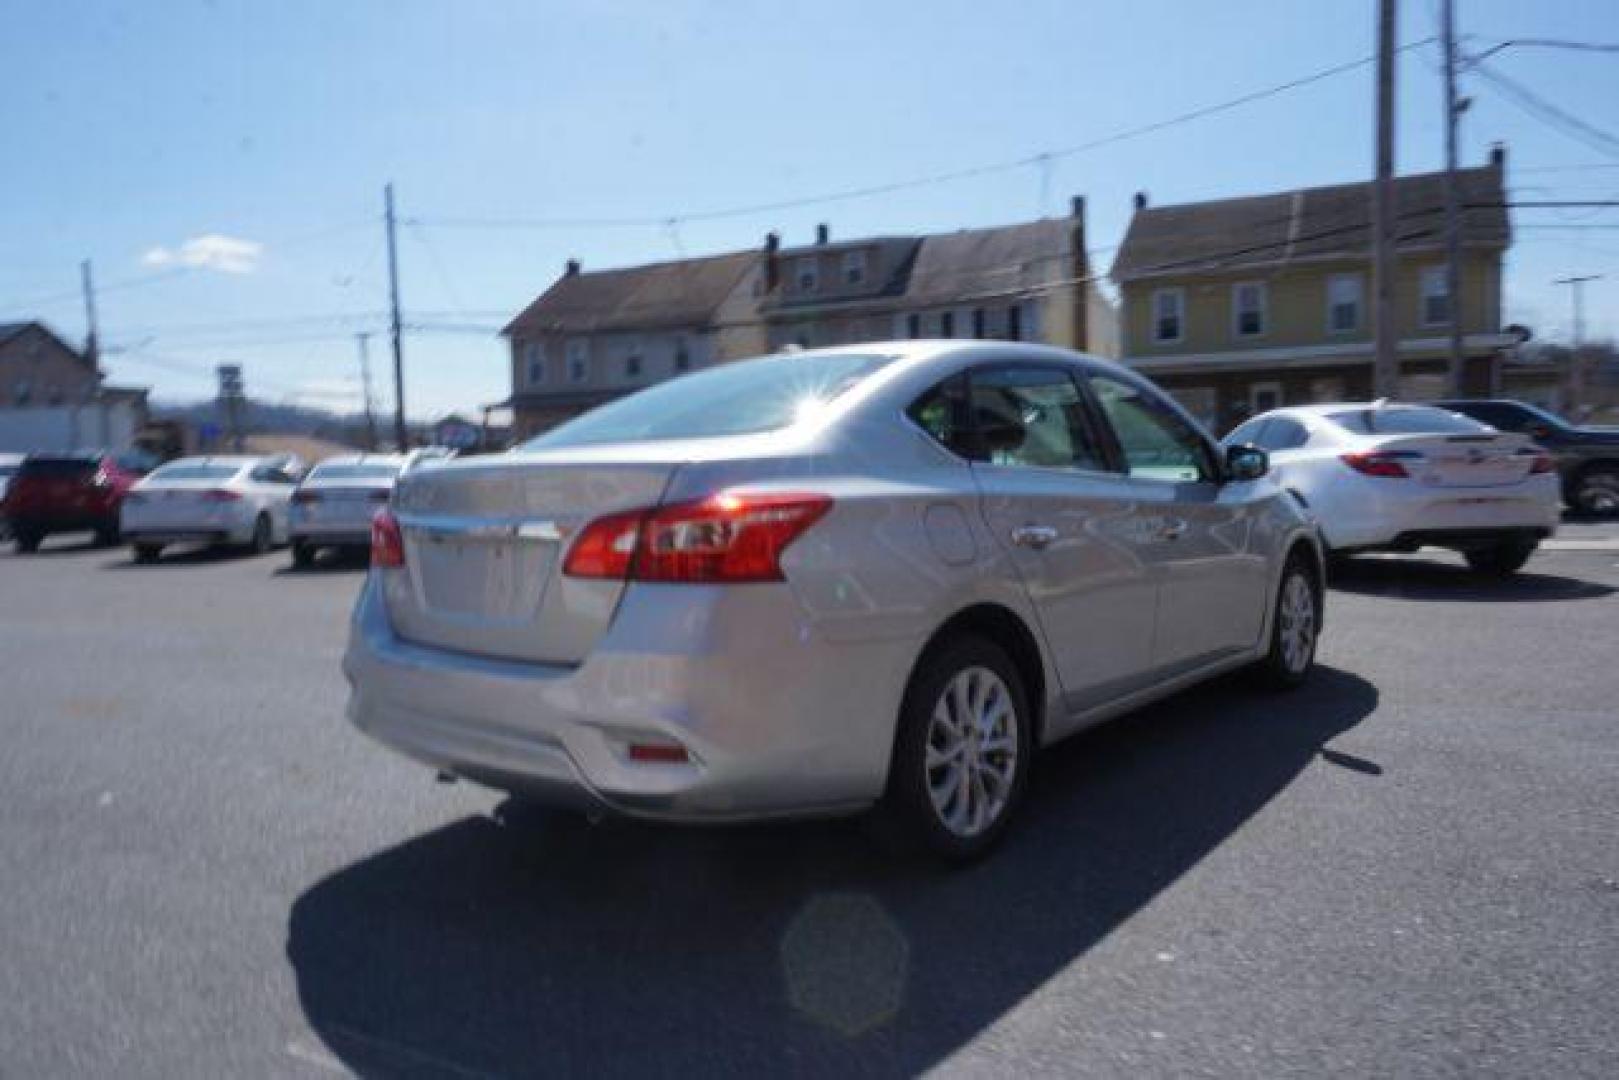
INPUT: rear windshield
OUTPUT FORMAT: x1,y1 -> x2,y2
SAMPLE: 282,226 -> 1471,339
17,457 -> 96,478
1328,407 -> 1488,436
149,463 -> 241,481
523,351 -> 896,449
310,463 -> 400,481
0,463 -> 21,478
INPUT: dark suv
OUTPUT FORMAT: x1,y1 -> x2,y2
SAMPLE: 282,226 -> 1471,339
1434,399 -> 1619,517
1,451 -> 155,553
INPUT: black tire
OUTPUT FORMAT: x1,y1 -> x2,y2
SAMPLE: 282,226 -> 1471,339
94,525 -> 120,547
1254,552 -> 1321,689
881,634 -> 1032,863
132,542 -> 162,564
249,513 -> 273,555
1571,466 -> 1619,518
13,530 -> 40,554
290,540 -> 315,568
1465,541 -> 1536,577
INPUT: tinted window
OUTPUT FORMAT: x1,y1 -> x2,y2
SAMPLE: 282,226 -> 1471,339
1262,417 -> 1310,451
968,367 -> 1111,472
17,457 -> 96,478
1328,407 -> 1487,436
1087,374 -> 1215,482
908,374 -> 973,458
150,463 -> 240,481
524,351 -> 895,449
1225,417 -> 1271,446
311,463 -> 400,480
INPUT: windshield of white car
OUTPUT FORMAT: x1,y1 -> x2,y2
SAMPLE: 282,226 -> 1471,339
148,464 -> 241,481
522,351 -> 897,449
1328,407 -> 1489,436
310,464 -> 400,480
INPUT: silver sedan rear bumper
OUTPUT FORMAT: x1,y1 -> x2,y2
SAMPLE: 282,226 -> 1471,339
342,575 -> 915,822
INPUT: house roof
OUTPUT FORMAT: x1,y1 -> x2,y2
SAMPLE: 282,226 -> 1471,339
504,250 -> 758,336
760,237 -> 921,311
1111,165 -> 1509,282
905,218 -> 1077,307
0,322 -> 31,345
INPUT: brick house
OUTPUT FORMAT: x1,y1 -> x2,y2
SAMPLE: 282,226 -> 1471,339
0,321 -> 104,407
1111,149 -> 1513,434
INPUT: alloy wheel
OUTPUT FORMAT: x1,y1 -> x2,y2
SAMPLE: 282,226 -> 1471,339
925,666 -> 1020,838
1278,571 -> 1317,675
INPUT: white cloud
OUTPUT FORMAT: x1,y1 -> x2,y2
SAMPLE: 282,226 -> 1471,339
142,233 -> 263,274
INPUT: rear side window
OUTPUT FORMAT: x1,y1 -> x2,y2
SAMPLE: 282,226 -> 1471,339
524,351 -> 895,449
311,463 -> 400,481
18,457 -> 96,479
967,367 -> 1111,472
150,464 -> 240,481
908,374 -> 975,459
1260,417 -> 1310,451
1328,407 -> 1487,436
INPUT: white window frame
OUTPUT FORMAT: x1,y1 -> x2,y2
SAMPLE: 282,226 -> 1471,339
1151,287 -> 1185,345
1249,380 -> 1283,415
841,251 -> 866,286
566,339 -> 589,384
795,257 -> 818,293
523,341 -> 546,385
1326,273 -> 1362,334
1420,265 -> 1450,327
1231,281 -> 1267,339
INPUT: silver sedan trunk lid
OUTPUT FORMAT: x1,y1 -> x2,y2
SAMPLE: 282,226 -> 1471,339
383,456 -> 675,665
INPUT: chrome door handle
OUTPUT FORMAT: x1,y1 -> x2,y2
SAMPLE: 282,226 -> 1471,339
1158,519 -> 1188,541
1010,524 -> 1059,550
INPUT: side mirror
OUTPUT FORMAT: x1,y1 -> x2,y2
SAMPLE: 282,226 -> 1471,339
1225,443 -> 1270,482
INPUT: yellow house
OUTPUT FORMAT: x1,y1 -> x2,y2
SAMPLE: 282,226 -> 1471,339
1111,148 -> 1513,434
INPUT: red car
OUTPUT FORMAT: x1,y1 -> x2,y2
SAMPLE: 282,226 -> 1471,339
2,452 -> 155,553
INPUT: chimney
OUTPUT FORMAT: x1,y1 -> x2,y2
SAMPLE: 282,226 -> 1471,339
565,258 -> 581,277
1489,142 -> 1506,172
763,232 -> 781,292
815,223 -> 830,245
1133,191 -> 1148,211
1071,196 -> 1085,220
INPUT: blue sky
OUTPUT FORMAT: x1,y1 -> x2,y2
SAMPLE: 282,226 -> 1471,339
3,0 -> 1617,418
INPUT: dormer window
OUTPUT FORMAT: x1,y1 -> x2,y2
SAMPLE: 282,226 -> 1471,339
795,258 -> 818,293
842,251 -> 866,286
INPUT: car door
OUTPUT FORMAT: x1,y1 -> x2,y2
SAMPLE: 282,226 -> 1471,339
1084,371 -> 1271,674
965,363 -> 1161,719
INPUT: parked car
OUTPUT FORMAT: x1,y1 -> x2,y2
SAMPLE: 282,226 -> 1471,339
120,455 -> 304,563
1224,402 -> 1560,575
1431,398 -> 1619,517
288,448 -> 455,567
345,343 -> 1324,860
2,451 -> 155,553
0,453 -> 23,540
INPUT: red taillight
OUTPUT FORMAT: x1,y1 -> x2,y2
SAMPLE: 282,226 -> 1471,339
1340,451 -> 1411,478
202,488 -> 242,502
371,507 -> 405,567
1529,451 -> 1555,475
292,489 -> 321,505
627,743 -> 690,764
562,492 -> 833,583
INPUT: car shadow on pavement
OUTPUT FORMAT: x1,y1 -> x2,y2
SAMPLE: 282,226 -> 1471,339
273,550 -> 370,576
287,664 -> 1377,1078
1328,557 -> 1615,602
102,544 -> 264,569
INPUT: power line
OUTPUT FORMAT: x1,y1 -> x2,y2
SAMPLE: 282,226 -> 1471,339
1469,38 -> 1619,64
1471,62 -> 1619,159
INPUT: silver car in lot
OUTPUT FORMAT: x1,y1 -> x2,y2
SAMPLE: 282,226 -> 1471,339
344,343 -> 1325,859
289,449 -> 454,566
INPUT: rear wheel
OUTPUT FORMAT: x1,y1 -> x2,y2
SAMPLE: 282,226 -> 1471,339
13,530 -> 40,554
94,524 -> 120,547
882,635 -> 1031,862
1255,554 -> 1320,689
1571,466 -> 1619,517
249,513 -> 273,555
132,542 -> 162,564
1465,540 -> 1536,577
290,540 -> 315,568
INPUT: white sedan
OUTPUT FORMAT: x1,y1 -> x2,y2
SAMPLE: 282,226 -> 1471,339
288,449 -> 453,567
120,455 -> 303,563
1225,402 -> 1561,575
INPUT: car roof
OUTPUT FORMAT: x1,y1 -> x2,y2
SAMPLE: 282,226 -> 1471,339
312,454 -> 405,467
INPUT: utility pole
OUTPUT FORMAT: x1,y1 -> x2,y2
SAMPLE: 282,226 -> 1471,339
1441,0 -> 1467,395
80,259 -> 101,371
384,183 -> 408,450
1372,0 -> 1400,398
1555,274 -> 1602,417
356,332 -> 379,451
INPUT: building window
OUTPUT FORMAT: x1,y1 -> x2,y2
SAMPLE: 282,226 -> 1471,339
1249,381 -> 1282,414
940,311 -> 955,338
46,384 -> 63,406
523,342 -> 545,385
906,313 -> 921,339
1420,266 -> 1450,326
1233,282 -> 1266,338
13,379 -> 31,406
1007,304 -> 1023,341
1327,273 -> 1362,333
842,251 -> 866,286
795,257 -> 818,293
972,308 -> 986,339
566,340 -> 589,383
1151,288 -> 1184,344
674,339 -> 691,373
625,349 -> 642,379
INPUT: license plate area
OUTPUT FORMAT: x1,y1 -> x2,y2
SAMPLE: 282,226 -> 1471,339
408,530 -> 556,622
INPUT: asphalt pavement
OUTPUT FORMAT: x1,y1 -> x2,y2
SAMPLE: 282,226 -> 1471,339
1,525 -> 1616,1078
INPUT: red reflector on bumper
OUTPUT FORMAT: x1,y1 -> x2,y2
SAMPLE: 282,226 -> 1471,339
627,744 -> 690,764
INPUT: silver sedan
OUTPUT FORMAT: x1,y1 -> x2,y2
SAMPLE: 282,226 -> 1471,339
344,343 -> 1324,859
